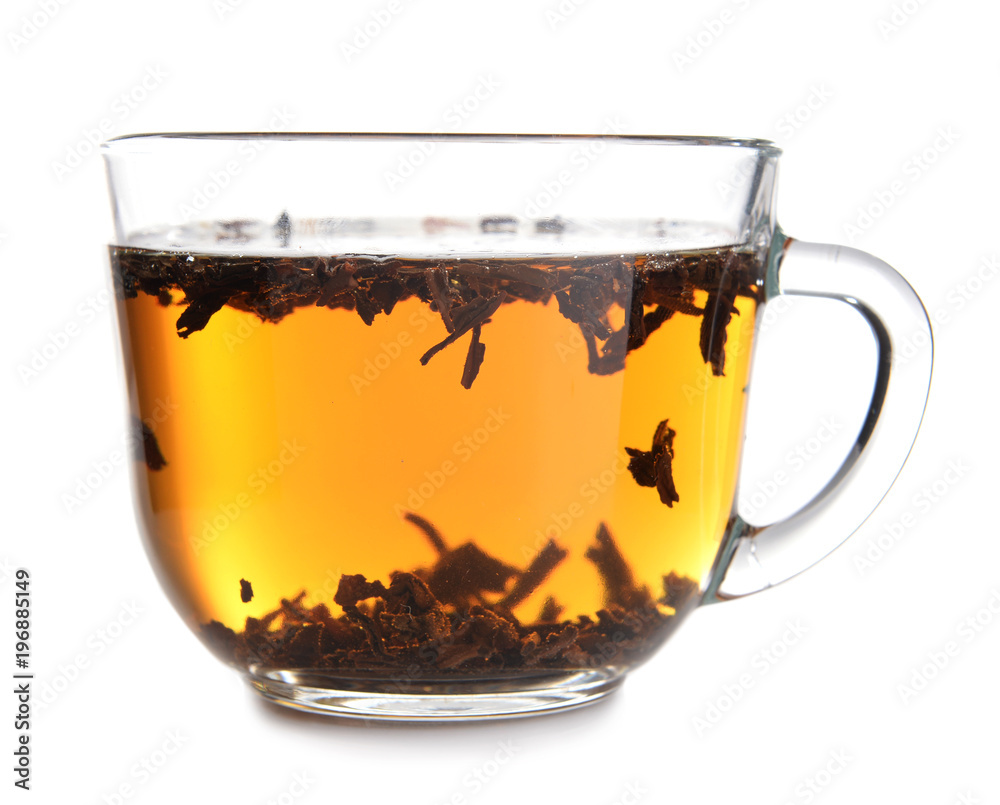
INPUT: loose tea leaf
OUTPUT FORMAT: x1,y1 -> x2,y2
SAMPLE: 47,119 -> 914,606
369,276 -> 407,316
582,325 -> 628,376
403,511 -> 448,555
460,325 -> 486,390
240,579 -> 254,603
403,512 -> 518,605
419,292 -> 506,367
556,285 -> 612,340
625,419 -> 679,506
498,540 -> 568,610
585,522 -> 640,609
315,261 -> 359,307
333,574 -> 389,609
631,305 -> 673,351
176,290 -> 231,338
201,517 -> 700,676
662,571 -> 700,610
537,596 -> 564,622
131,417 -> 167,471
111,245 -> 760,389
426,267 -> 456,332
700,290 -> 739,376
424,543 -> 519,606
351,287 -> 382,326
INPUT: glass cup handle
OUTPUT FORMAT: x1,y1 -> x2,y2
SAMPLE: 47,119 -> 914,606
705,230 -> 933,601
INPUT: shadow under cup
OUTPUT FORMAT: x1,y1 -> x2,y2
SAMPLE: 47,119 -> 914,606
104,134 -> 779,719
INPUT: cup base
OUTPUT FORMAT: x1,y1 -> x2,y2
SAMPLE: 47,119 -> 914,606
247,666 -> 626,721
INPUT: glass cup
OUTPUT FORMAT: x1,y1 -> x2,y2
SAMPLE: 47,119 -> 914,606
101,134 -> 932,720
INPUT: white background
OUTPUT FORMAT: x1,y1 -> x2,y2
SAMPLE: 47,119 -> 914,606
2,0 -> 998,802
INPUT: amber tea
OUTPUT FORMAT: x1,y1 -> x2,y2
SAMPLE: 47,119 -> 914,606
112,232 -> 760,685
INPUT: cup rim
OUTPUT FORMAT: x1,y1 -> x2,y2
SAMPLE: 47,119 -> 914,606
102,131 -> 782,155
